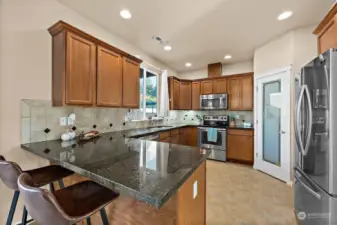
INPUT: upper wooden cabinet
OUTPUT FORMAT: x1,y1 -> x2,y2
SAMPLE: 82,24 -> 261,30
213,78 -> 227,94
122,58 -> 140,108
201,80 -> 213,94
228,77 -> 241,110
208,63 -> 222,78
228,73 -> 253,111
66,32 -> 96,106
314,4 -> 337,54
97,46 -> 122,107
179,82 -> 192,110
48,21 -> 142,107
191,82 -> 201,110
168,77 -> 181,110
240,76 -> 253,110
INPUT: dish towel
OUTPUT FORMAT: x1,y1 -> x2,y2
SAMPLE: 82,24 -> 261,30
207,128 -> 218,142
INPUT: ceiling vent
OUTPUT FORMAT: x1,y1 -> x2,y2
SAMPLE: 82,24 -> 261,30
152,36 -> 165,45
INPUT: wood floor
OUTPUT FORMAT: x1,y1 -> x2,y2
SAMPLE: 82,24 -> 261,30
30,160 -> 297,225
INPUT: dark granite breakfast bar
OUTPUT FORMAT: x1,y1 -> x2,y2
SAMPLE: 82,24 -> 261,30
21,127 -> 210,224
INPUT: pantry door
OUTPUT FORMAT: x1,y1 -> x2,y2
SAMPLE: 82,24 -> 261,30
254,68 -> 291,183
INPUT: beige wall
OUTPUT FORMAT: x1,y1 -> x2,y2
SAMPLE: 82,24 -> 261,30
0,0 -> 177,222
178,61 -> 253,79
253,25 -> 318,182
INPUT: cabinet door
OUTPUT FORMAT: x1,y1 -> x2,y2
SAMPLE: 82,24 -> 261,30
122,57 -> 140,108
173,79 -> 180,109
201,80 -> 213,94
191,82 -> 200,110
97,46 -> 122,107
227,135 -> 254,163
213,78 -> 227,94
228,78 -> 241,110
241,76 -> 253,110
318,20 -> 337,54
180,82 -> 192,110
187,127 -> 198,147
66,32 -> 96,105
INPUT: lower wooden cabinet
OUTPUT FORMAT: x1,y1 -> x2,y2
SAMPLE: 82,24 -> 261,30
158,127 -> 198,147
227,129 -> 254,164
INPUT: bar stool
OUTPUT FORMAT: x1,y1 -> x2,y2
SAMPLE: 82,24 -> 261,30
0,155 -> 74,225
18,173 -> 119,225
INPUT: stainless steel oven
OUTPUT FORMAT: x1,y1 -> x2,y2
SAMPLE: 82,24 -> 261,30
200,94 -> 228,110
198,127 -> 227,161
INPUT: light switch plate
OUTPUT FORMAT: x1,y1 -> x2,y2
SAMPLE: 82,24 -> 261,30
193,180 -> 198,199
67,117 -> 74,125
60,117 -> 67,126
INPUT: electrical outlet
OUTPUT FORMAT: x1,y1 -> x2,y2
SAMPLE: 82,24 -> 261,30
193,180 -> 198,199
60,117 -> 67,126
235,115 -> 240,120
67,117 -> 74,125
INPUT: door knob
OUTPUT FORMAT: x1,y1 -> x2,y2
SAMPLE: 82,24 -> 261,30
279,131 -> 286,134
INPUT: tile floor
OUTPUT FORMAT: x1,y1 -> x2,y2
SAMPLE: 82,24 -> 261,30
29,160 -> 297,225
206,160 -> 297,225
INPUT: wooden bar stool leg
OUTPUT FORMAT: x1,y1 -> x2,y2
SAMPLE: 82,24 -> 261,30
86,217 -> 91,225
21,206 -> 28,225
6,191 -> 20,225
50,182 -> 55,192
100,208 -> 109,225
58,179 -> 65,189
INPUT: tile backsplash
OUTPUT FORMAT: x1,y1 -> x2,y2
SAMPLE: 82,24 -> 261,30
21,99 -> 254,144
166,110 -> 253,125
21,99 -> 164,143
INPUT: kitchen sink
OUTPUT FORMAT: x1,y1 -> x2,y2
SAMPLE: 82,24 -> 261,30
147,126 -> 173,129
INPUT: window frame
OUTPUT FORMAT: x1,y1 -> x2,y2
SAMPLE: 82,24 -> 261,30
140,66 -> 159,119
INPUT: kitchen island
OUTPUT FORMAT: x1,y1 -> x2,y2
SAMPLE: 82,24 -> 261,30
21,129 -> 209,225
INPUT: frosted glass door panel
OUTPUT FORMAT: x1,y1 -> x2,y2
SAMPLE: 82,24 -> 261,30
263,81 -> 281,166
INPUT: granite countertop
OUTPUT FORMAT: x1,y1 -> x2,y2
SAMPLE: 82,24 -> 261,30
21,130 -> 210,208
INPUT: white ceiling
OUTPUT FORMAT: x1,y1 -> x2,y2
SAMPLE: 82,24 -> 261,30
57,0 -> 332,72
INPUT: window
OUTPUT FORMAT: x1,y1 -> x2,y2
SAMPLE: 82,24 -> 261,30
139,68 -> 158,118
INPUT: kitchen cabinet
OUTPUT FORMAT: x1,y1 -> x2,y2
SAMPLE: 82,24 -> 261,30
65,32 -> 96,106
48,20 -> 142,107
228,77 -> 241,110
169,78 -> 180,110
314,4 -> 337,54
201,80 -> 213,95
191,82 -> 201,110
122,57 -> 140,108
228,74 -> 253,110
158,127 -> 198,147
213,78 -> 227,94
227,129 -> 254,164
179,82 -> 192,110
208,63 -> 222,78
97,46 -> 122,107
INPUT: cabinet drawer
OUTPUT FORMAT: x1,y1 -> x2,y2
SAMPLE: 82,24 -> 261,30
160,131 -> 171,140
171,129 -> 179,136
227,129 -> 253,136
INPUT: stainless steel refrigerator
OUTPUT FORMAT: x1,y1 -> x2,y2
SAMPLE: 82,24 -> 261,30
294,49 -> 337,225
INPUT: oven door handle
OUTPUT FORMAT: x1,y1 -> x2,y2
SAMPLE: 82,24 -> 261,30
197,127 -> 226,132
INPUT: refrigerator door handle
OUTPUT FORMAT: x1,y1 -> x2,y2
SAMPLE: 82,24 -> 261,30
294,172 -> 321,200
303,85 -> 313,156
295,86 -> 305,155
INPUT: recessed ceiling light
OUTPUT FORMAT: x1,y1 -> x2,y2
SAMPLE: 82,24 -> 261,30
120,9 -> 132,19
164,45 -> 172,51
185,62 -> 192,67
277,11 -> 293,21
224,55 -> 232,59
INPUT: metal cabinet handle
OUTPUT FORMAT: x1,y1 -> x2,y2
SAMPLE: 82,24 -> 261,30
294,172 -> 321,200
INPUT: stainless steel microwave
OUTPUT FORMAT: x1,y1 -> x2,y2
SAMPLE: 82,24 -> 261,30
200,94 -> 228,110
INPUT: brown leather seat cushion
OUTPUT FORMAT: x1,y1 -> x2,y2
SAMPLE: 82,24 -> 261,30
53,180 -> 119,217
26,165 -> 74,187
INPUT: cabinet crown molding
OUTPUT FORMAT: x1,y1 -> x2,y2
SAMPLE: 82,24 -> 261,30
48,20 -> 142,64
313,3 -> 337,35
